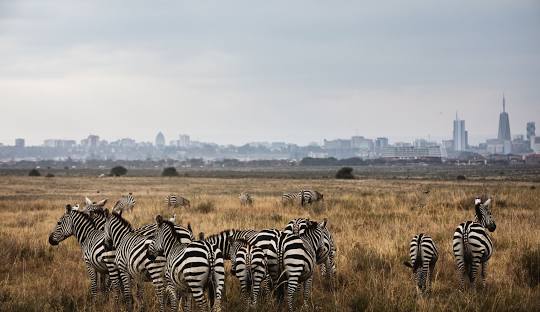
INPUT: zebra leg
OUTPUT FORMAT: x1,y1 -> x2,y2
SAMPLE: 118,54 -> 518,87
85,263 -> 99,300
165,283 -> 178,312
119,270 -> 134,311
150,277 -> 165,312
287,276 -> 300,312
470,257 -> 482,289
480,261 -> 488,290
428,261 -> 436,294
302,276 -> 314,310
455,258 -> 466,292
191,288 -> 208,312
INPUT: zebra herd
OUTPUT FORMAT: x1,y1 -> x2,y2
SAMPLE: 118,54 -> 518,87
403,197 -> 496,295
281,190 -> 324,206
48,194 -> 336,312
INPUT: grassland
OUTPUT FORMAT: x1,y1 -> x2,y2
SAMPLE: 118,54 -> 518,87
0,176 -> 538,311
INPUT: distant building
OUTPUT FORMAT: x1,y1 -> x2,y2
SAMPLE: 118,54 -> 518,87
323,139 -> 351,150
178,134 -> 190,147
532,136 -> 540,153
15,138 -> 25,148
351,136 -> 373,152
43,139 -> 76,148
453,113 -> 467,151
155,131 -> 165,147
498,95 -> 511,141
527,122 -> 536,141
382,145 -> 442,159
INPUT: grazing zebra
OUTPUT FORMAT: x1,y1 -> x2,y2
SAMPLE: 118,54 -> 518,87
103,210 -> 172,312
232,239 -> 268,307
403,233 -> 438,295
239,192 -> 253,206
275,219 -> 327,312
299,190 -> 324,206
281,192 -> 301,206
147,215 -> 225,312
48,205 -> 120,300
112,193 -> 136,214
453,198 -> 496,291
165,194 -> 191,208
283,218 -> 337,283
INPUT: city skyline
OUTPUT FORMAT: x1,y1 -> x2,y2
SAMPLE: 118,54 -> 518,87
1,1 -> 539,146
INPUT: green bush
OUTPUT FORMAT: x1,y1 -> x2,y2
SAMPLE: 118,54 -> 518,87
336,167 -> 355,179
110,166 -> 128,177
28,169 -> 41,176
161,167 -> 179,177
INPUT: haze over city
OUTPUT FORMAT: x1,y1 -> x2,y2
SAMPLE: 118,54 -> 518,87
1,0 -> 539,146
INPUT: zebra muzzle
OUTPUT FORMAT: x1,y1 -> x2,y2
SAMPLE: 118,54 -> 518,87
48,235 -> 58,246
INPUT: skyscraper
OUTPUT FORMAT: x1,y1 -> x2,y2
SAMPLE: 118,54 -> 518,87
453,112 -> 467,151
155,131 -> 165,147
527,122 -> 536,141
497,95 -> 511,141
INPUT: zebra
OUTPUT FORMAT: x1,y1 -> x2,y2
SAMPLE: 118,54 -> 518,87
80,197 -> 109,230
103,209 -> 192,312
239,192 -> 253,206
165,194 -> 191,208
453,198 -> 496,291
48,205 -> 120,300
299,190 -> 324,206
204,229 -> 259,267
231,239 -> 268,307
283,218 -> 337,284
275,219 -> 327,312
112,192 -> 136,214
403,233 -> 438,295
248,228 -> 283,289
281,192 -> 301,206
147,215 -> 225,312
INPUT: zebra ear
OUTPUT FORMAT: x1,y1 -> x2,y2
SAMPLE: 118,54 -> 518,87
199,232 -> 205,240
484,198 -> 492,207
187,223 -> 192,233
320,218 -> 328,228
85,197 -> 93,205
155,215 -> 164,225
96,199 -> 108,207
65,204 -> 72,213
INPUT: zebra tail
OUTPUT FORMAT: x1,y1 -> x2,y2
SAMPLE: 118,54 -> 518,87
463,231 -> 473,279
208,247 -> 218,307
413,235 -> 423,271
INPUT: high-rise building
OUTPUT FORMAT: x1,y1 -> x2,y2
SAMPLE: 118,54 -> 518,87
453,113 -> 467,151
155,131 -> 165,147
178,134 -> 190,147
15,138 -> 25,148
498,95 -> 511,141
374,137 -> 389,155
527,122 -> 536,141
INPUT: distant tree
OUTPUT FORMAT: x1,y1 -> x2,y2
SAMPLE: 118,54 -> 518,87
456,175 -> 467,181
45,173 -> 55,178
336,167 -> 355,179
110,166 -> 128,177
162,167 -> 179,177
28,168 -> 41,176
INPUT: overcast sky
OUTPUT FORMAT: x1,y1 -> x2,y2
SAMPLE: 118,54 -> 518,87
1,0 -> 539,146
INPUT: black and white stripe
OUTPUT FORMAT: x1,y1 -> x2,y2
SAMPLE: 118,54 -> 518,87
147,216 -> 224,312
239,192 -> 253,206
299,190 -> 324,206
205,229 -> 259,267
232,239 -> 268,306
453,198 -> 496,290
281,192 -> 301,206
165,194 -> 191,208
403,233 -> 438,294
48,205 -> 120,300
112,193 -> 136,214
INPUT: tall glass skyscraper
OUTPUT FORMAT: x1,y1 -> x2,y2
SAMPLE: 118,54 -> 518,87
498,95 -> 511,141
453,113 -> 467,151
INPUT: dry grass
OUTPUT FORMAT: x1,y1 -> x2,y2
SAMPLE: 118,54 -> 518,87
0,176 -> 539,312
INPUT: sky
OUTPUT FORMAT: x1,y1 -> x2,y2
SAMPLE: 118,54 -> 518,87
1,0 -> 539,146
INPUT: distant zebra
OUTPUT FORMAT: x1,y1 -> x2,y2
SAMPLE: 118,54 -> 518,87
403,233 -> 438,295
103,210 -> 187,312
165,194 -> 191,208
275,219 -> 327,312
232,239 -> 268,306
112,193 -> 136,214
283,218 -> 337,284
299,190 -> 324,206
48,205 -> 120,300
147,215 -> 224,312
453,198 -> 496,291
239,192 -> 253,206
281,192 -> 301,206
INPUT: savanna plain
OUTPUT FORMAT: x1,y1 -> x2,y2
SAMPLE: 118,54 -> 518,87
0,175 -> 538,311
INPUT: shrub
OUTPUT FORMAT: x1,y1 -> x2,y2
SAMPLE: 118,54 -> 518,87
518,246 -> 540,287
45,173 -> 55,178
28,169 -> 41,176
110,166 -> 128,177
161,167 -> 179,177
456,175 -> 466,180
336,167 -> 355,179
195,200 -> 215,214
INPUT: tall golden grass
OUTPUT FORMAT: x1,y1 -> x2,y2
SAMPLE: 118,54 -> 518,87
0,176 -> 538,311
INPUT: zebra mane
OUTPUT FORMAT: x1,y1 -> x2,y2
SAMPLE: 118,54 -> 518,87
70,209 -> 97,228
161,219 -> 192,242
206,229 -> 235,240
112,211 -> 134,232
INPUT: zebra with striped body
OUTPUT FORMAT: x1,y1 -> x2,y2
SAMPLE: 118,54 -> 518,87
165,194 -> 191,209
205,229 -> 259,265
281,192 -> 301,206
239,192 -> 253,206
113,193 -> 136,214
48,205 -> 120,300
248,229 -> 282,285
103,210 -> 185,312
147,215 -> 225,312
283,218 -> 337,283
453,198 -> 496,291
299,190 -> 324,206
232,239 -> 268,307
80,197 -> 109,229
275,219 -> 327,312
403,233 -> 438,295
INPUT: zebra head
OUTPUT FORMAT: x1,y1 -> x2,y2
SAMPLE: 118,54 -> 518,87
147,215 -> 191,261
102,209 -> 131,250
48,204 -> 76,245
475,198 -> 496,232
82,197 -> 108,213
283,218 -> 309,236
305,219 -> 326,253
